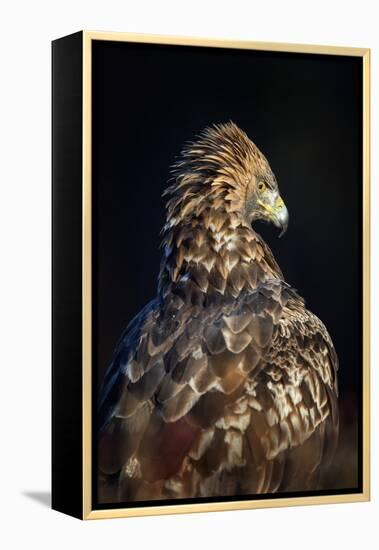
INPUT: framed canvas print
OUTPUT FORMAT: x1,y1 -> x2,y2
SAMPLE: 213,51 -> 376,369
52,31 -> 370,520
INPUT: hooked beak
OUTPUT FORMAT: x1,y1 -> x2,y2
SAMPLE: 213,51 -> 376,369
272,202 -> 289,238
257,195 -> 289,238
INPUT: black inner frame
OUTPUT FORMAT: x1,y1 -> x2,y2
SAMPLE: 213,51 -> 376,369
91,39 -> 364,511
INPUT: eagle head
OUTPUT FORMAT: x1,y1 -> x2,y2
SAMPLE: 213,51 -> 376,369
166,121 -> 289,237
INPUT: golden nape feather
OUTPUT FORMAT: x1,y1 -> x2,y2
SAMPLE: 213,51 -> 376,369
98,122 -> 339,503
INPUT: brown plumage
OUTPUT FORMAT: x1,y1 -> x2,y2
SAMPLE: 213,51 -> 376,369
98,122 -> 339,502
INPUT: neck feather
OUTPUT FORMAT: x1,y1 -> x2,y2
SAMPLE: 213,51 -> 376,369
159,206 -> 283,299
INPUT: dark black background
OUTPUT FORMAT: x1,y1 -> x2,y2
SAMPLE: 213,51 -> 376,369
92,40 -> 362,493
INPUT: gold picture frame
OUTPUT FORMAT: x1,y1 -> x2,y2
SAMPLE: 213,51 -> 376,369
52,31 -> 370,520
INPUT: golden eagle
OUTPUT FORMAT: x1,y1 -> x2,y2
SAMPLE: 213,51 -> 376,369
98,122 -> 339,502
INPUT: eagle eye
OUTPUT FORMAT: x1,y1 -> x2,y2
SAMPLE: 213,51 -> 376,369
257,181 -> 266,193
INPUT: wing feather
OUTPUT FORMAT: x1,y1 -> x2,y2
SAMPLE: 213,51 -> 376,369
98,281 -> 339,500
